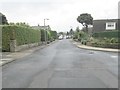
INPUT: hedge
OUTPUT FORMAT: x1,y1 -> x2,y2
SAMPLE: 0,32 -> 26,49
49,30 -> 57,41
50,31 -> 57,40
92,30 -> 120,38
2,25 -> 41,51
41,29 -> 46,41
41,30 -> 57,42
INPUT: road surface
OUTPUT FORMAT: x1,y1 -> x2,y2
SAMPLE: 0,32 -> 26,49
2,39 -> 118,88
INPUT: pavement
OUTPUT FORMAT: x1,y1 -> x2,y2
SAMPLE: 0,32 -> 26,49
72,40 -> 119,53
0,40 -> 58,66
2,39 -> 118,88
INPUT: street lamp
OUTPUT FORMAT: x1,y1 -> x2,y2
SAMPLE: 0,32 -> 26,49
44,18 -> 49,44
44,18 -> 49,26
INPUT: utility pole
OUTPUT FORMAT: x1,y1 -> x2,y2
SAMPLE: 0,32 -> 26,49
44,18 -> 49,44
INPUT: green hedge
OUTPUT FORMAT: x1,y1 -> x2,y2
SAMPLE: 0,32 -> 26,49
49,31 -> 57,41
41,30 -> 57,42
41,29 -> 46,41
92,30 -> 119,38
2,25 -> 41,51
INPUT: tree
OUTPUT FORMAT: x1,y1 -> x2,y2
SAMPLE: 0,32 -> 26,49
69,28 -> 74,35
0,12 -> 8,25
59,32 -> 64,35
9,22 -> 15,25
76,26 -> 80,33
66,31 -> 69,36
73,27 -> 80,39
77,13 -> 93,33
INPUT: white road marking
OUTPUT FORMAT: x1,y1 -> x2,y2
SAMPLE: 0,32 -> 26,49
111,56 -> 118,58
0,58 -> 12,61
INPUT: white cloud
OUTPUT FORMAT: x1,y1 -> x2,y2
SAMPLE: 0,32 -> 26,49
0,0 -> 119,32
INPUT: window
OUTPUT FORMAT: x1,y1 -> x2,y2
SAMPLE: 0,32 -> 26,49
107,24 -> 114,27
106,22 -> 116,30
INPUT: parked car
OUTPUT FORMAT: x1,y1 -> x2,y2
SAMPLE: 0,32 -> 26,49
58,35 -> 63,40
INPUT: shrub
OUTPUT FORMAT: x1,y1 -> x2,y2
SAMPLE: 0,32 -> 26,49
88,37 -> 119,49
50,31 -> 57,40
47,30 -> 51,41
73,32 -> 78,39
78,31 -> 89,41
41,29 -> 46,41
41,30 -> 57,42
90,30 -> 119,49
2,25 -> 41,51
92,30 -> 119,38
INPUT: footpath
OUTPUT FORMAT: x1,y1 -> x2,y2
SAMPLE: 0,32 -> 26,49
72,40 -> 119,53
0,40 -> 58,66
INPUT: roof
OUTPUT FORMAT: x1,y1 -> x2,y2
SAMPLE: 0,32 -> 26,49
31,25 -> 50,30
93,19 -> 119,22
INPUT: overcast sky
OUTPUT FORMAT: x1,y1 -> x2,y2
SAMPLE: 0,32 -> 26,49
0,0 -> 119,32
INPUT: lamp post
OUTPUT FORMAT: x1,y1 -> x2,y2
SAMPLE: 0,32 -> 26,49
44,18 -> 49,44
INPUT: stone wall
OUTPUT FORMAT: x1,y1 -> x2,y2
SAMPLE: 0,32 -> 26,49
10,40 -> 42,52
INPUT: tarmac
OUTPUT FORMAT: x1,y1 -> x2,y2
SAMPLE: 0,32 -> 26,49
0,39 -> 119,66
0,41 -> 57,66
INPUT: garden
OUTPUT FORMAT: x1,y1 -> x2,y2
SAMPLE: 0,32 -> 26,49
74,30 -> 119,49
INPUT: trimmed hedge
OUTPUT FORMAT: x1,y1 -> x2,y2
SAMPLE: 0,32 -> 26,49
41,30 -> 57,42
50,31 -> 57,40
92,30 -> 119,38
2,25 -> 41,51
41,29 -> 46,42
49,31 -> 57,41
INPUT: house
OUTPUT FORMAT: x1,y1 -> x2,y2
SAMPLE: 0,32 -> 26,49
93,19 -> 120,33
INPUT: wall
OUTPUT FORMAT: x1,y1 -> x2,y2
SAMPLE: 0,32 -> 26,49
93,19 -> 119,33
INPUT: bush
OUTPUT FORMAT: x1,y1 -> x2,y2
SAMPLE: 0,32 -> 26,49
80,31 -> 89,39
89,30 -> 119,48
41,29 -> 46,41
50,31 -> 57,40
81,39 -> 87,45
110,38 -> 118,43
2,25 -> 41,51
47,30 -> 51,41
88,37 -> 119,49
73,32 -> 79,39
92,30 -> 119,38
41,30 -> 57,42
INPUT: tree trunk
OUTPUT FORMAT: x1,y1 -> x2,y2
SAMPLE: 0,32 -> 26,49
85,24 -> 88,33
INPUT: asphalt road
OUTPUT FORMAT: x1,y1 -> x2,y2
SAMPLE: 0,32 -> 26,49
2,39 -> 118,88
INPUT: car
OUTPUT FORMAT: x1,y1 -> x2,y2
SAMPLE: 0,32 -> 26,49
58,35 -> 63,40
